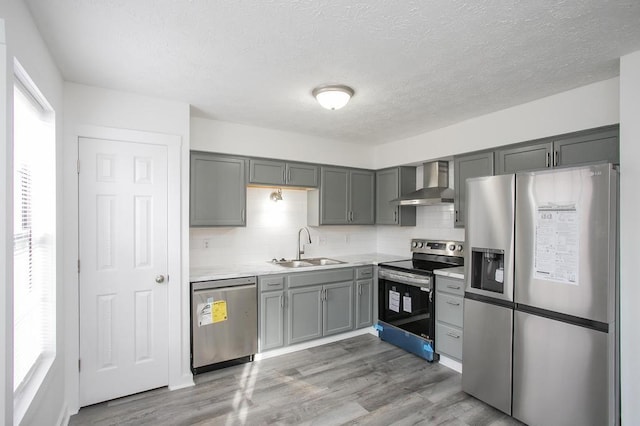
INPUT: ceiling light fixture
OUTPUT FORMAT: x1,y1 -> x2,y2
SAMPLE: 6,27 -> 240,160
269,188 -> 283,202
312,85 -> 354,110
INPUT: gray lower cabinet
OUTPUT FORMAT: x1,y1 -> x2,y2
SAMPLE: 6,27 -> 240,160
375,167 -> 416,226
259,267 -> 361,351
355,266 -> 374,328
495,125 -> 619,175
435,275 -> 464,362
288,285 -> 323,344
190,152 -> 247,226
258,275 -> 286,351
249,158 -> 318,187
453,152 -> 494,228
323,281 -> 354,336
308,167 -> 375,225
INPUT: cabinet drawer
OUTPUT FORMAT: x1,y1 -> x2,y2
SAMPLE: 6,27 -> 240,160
436,292 -> 463,328
355,266 -> 373,280
258,275 -> 285,291
436,322 -> 463,361
436,276 -> 464,296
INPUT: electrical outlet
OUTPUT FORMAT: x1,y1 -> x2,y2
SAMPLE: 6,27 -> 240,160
319,236 -> 327,245
345,234 -> 350,244
203,239 -> 210,249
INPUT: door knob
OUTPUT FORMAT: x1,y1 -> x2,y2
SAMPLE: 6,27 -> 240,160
155,275 -> 166,284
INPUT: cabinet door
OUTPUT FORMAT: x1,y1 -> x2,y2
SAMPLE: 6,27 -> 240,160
260,291 -> 284,351
376,168 -> 399,225
320,167 -> 349,224
554,127 -> 619,167
349,170 -> 375,224
286,162 -> 318,187
453,152 -> 494,228
323,281 -> 354,336
495,141 -> 552,174
287,286 -> 323,345
249,159 -> 286,185
190,153 -> 246,226
355,279 -> 373,329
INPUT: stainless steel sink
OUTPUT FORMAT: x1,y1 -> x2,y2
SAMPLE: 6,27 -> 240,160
273,257 -> 345,268
275,260 -> 314,268
304,257 -> 345,266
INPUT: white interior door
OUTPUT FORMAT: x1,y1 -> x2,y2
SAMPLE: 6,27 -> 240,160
79,136 -> 169,406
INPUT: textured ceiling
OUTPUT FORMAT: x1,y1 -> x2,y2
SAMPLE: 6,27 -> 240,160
24,0 -> 640,145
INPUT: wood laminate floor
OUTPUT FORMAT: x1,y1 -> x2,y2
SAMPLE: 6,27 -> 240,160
70,334 -> 522,426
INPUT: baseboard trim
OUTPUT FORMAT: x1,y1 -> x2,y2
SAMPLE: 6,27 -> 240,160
256,327 -> 375,361
168,374 -> 195,391
438,355 -> 462,373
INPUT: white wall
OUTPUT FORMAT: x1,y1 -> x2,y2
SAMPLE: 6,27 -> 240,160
619,50 -> 640,426
0,1 -> 66,424
374,78 -> 620,168
63,83 -> 193,415
191,117 -> 373,169
0,19 -> 10,426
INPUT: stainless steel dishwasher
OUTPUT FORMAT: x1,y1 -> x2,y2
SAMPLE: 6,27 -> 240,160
191,276 -> 257,374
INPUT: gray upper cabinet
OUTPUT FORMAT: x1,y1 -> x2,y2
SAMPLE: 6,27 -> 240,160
454,152 -> 494,228
190,152 -> 246,227
495,126 -> 619,175
376,167 -> 416,226
349,169 -> 375,224
554,126 -> 619,167
249,158 -> 318,187
310,166 -> 374,225
496,141 -> 553,175
319,167 -> 349,224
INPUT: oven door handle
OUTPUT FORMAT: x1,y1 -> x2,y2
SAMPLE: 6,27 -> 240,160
379,269 -> 431,289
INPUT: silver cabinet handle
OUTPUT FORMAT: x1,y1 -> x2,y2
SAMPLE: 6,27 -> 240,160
287,169 -> 292,183
446,285 -> 461,290
446,332 -> 460,339
455,210 -> 459,222
241,208 -> 245,222
155,275 -> 165,284
282,169 -> 286,183
446,300 -> 460,306
358,283 -> 362,295
280,294 -> 284,307
393,210 -> 397,223
546,152 -> 551,168
554,150 -> 559,167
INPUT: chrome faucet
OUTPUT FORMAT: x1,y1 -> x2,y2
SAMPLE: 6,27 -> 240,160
297,227 -> 312,260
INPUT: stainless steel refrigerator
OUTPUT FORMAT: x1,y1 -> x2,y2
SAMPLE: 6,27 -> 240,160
462,163 -> 619,426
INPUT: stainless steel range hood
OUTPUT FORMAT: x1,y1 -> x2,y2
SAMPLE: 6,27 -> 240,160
391,161 -> 454,206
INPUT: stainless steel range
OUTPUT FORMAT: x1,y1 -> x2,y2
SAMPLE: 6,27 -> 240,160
377,239 -> 464,361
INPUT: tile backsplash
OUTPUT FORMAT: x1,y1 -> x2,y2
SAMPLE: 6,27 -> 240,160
190,187 -> 464,267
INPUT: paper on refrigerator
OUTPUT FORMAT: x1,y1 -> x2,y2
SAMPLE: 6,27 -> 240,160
534,204 -> 580,285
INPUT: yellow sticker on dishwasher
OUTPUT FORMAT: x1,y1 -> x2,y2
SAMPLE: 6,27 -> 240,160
212,300 -> 228,323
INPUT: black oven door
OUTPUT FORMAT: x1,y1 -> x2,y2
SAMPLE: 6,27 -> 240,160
378,269 -> 434,340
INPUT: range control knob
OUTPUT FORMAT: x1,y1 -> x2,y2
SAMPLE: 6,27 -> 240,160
412,241 -> 418,248
449,244 -> 456,251
457,245 -> 463,252
416,241 -> 424,248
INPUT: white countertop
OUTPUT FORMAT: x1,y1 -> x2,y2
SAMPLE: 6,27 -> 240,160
190,253 -> 408,282
434,265 -> 465,280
